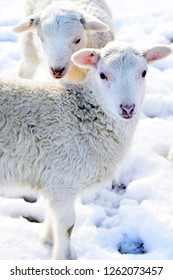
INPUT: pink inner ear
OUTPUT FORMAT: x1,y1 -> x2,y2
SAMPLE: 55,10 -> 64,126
19,24 -> 32,32
84,53 -> 96,65
146,49 -> 168,63
147,53 -> 159,62
13,22 -> 33,33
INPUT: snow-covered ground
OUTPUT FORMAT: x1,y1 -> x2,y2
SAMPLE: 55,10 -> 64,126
0,0 -> 173,260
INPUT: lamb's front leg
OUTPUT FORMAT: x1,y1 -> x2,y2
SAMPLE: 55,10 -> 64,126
50,198 -> 76,260
41,201 -> 53,246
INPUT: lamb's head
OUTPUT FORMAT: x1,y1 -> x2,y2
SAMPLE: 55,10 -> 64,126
72,42 -> 171,120
13,2 -> 108,79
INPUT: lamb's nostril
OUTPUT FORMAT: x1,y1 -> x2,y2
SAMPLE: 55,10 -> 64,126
51,67 -> 65,78
120,104 -> 135,118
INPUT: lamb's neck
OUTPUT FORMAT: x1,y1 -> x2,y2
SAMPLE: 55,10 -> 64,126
74,80 -> 138,181
81,73 -> 101,101
77,78 -> 138,139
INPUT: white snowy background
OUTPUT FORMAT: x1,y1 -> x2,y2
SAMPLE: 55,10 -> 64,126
0,0 -> 173,260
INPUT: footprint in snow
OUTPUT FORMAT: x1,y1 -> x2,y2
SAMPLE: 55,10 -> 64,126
112,181 -> 127,195
118,235 -> 147,255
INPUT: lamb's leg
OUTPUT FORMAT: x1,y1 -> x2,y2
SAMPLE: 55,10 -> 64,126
41,203 -> 53,245
18,32 -> 40,79
49,198 -> 76,260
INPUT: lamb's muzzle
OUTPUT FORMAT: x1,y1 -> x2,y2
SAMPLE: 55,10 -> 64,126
51,67 -> 66,79
120,104 -> 136,119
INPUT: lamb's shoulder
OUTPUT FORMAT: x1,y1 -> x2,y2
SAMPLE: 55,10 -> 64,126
66,84 -> 128,173
25,0 -> 55,14
72,0 -> 112,17
69,0 -> 115,49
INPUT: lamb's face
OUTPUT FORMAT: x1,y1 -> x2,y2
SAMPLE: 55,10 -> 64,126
72,42 -> 171,121
95,47 -> 147,120
38,7 -> 87,79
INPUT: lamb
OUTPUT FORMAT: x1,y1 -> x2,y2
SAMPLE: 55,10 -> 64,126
13,0 -> 115,82
0,41 -> 171,259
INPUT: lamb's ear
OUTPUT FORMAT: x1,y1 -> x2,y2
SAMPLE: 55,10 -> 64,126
13,14 -> 40,33
143,46 -> 172,63
80,14 -> 109,32
71,48 -> 101,68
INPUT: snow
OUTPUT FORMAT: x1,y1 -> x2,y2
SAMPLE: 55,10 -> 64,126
0,0 -> 173,260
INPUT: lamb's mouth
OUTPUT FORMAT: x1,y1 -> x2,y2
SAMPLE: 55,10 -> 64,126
50,67 -> 67,79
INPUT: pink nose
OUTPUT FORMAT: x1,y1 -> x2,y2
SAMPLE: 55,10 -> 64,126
120,104 -> 135,119
51,67 -> 65,79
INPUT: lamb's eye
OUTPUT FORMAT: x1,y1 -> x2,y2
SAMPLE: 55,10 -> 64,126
142,70 -> 147,78
100,72 -> 107,80
75,38 -> 81,44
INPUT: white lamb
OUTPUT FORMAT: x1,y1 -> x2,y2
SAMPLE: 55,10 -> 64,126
0,42 -> 171,259
13,0 -> 114,81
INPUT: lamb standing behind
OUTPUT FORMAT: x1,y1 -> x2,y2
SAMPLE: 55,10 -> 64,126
0,42 -> 171,259
13,0 -> 115,81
